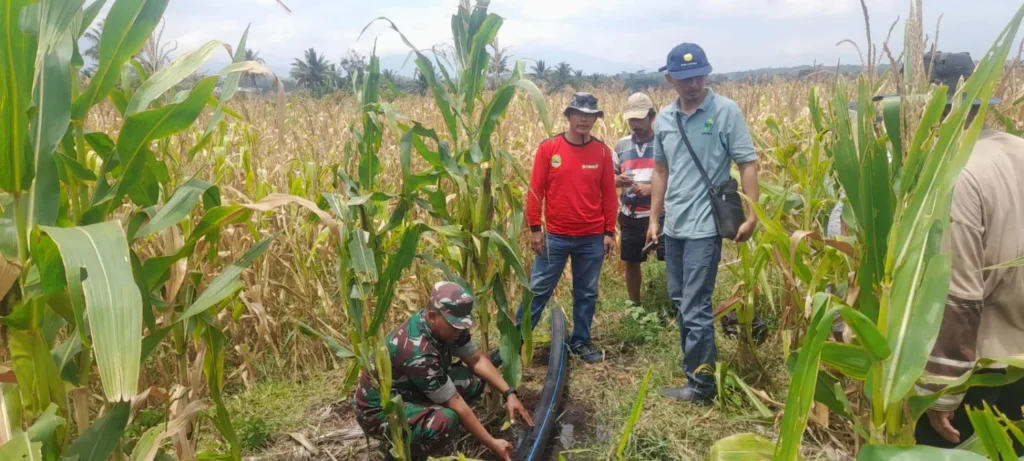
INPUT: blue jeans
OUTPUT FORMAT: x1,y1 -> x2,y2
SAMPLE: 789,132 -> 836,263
664,236 -> 722,397
516,233 -> 605,348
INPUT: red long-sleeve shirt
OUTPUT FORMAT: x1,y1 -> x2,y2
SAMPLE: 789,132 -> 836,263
527,134 -> 618,237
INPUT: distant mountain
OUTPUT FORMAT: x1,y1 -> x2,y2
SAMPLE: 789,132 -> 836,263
717,63 -> 892,82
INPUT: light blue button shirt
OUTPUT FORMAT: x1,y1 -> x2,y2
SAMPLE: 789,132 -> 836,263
654,89 -> 758,240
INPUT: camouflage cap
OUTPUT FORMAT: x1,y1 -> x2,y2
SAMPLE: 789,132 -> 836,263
429,281 -> 475,330
564,92 -> 604,118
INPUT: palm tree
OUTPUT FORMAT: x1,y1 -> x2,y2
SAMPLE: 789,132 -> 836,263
290,48 -> 334,94
530,59 -> 549,80
550,61 -> 573,90
489,38 -> 511,89
244,49 -> 265,89
413,69 -> 431,95
136,19 -> 177,75
82,20 -> 103,75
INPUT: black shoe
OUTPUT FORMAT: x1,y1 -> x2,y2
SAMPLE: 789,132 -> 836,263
569,343 -> 603,364
489,348 -> 503,368
658,387 -> 713,406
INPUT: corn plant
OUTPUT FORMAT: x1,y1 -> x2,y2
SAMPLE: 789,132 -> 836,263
366,0 -> 552,396
0,0 -> 283,459
712,3 -> 1024,458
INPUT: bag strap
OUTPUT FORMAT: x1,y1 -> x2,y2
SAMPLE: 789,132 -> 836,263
674,112 -> 715,192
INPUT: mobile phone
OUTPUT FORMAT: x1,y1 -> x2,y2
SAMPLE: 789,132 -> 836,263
642,233 -> 665,256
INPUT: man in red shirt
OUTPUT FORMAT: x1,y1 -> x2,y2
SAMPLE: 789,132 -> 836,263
519,92 -> 618,364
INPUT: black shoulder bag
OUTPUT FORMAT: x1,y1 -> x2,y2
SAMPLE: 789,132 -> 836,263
674,112 -> 746,240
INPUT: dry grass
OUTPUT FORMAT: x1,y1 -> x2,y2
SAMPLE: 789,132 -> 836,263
80,69 -> 1024,459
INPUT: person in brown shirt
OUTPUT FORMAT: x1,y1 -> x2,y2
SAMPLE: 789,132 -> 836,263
914,52 -> 1024,451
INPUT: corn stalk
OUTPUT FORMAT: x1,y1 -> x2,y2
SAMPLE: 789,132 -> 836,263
365,0 -> 551,399
712,3 -> 1024,458
0,0 -> 282,459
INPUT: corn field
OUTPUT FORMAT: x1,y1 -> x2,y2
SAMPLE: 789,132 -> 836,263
4,0 -> 1024,460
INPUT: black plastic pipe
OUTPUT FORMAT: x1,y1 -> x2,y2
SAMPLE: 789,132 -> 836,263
514,307 -> 568,461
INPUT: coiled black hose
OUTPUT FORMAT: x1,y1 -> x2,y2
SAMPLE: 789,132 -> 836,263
514,307 -> 568,461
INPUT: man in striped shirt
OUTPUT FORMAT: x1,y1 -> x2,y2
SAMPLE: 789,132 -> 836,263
613,93 -> 665,306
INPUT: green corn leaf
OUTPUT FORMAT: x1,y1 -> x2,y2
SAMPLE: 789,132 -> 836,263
201,25 -> 249,142
614,366 -> 653,460
1,383 -> 25,437
983,256 -> 1024,270
349,229 -> 378,281
477,84 -> 516,162
520,288 -> 535,366
41,222 -> 142,402
1,0 -> 38,194
9,329 -> 67,429
362,18 -> 458,144
294,320 -> 355,360
140,326 -> 171,363
837,307 -> 891,361
964,402 -> 1017,461
203,325 -> 241,459
50,334 -> 82,383
27,2 -> 79,230
129,426 -> 163,461
821,342 -> 872,380
512,68 -> 552,138
882,97 -> 903,181
857,445 -> 987,460
26,402 -> 65,442
493,274 -> 522,389
710,433 -> 776,461
71,0 -> 168,120
53,151 -> 97,182
66,401 -> 130,461
135,178 -> 216,238
368,224 -> 424,336
78,0 -> 106,38
177,237 -> 275,322
0,432 -> 43,461
481,231 -> 528,286
125,40 -> 225,116
774,304 -> 838,461
460,13 -> 500,118
114,75 -> 217,201
882,5 -> 1024,411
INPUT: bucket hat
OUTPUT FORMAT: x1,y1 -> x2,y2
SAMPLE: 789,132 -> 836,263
564,92 -> 604,118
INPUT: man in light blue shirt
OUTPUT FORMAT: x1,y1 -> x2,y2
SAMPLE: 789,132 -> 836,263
647,42 -> 760,405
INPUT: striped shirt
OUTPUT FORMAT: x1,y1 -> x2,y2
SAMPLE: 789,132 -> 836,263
613,135 -> 657,218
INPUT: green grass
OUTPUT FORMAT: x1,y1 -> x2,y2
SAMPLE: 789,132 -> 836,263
201,367 -> 351,455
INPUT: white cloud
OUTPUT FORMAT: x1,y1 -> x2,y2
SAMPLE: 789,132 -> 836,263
122,0 -> 1003,78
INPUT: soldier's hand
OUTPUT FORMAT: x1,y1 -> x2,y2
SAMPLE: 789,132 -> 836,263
487,438 -> 514,461
506,394 -> 535,427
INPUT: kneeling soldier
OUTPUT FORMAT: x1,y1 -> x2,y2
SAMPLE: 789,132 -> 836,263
353,282 -> 533,461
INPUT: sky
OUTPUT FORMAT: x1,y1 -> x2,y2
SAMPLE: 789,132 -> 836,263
96,0 -> 1023,78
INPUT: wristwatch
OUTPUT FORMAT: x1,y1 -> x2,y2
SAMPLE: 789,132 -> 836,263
502,387 -> 518,400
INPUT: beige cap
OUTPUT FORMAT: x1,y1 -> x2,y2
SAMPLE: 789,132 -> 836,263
623,93 -> 655,120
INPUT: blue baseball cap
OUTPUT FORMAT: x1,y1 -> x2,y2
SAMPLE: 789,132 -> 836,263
659,43 -> 713,80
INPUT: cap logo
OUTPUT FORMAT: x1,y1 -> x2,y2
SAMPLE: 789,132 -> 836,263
684,53 -> 694,62
551,154 -> 562,168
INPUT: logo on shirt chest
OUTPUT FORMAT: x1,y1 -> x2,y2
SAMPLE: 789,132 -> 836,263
703,118 -> 715,135
582,164 -> 599,170
551,154 -> 562,168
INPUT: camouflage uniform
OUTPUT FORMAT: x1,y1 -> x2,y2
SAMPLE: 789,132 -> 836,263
353,283 -> 483,454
